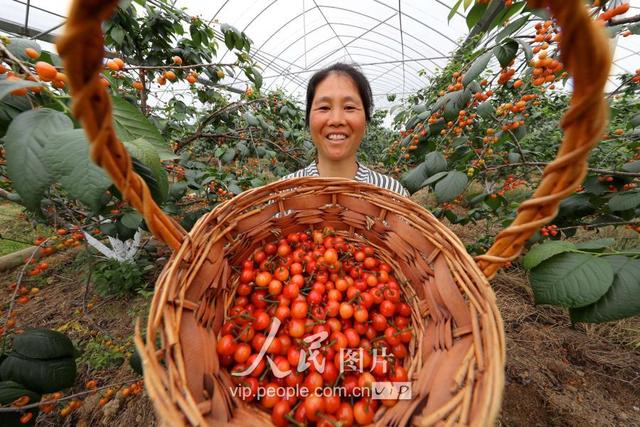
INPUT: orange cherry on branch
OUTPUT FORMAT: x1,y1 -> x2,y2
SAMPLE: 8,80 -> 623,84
24,47 -> 40,59
35,61 -> 58,82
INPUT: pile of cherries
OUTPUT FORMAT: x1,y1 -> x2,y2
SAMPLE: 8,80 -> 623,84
216,227 -> 413,426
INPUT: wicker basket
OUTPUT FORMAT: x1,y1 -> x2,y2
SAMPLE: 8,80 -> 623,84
56,0 -> 611,425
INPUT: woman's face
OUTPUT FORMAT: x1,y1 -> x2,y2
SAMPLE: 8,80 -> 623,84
309,72 -> 366,163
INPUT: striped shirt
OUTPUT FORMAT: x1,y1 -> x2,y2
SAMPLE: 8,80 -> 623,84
281,161 -> 410,197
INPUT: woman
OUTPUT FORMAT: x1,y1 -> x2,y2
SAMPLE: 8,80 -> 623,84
282,63 -> 410,197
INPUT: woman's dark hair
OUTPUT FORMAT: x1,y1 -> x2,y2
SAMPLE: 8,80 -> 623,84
305,63 -> 373,127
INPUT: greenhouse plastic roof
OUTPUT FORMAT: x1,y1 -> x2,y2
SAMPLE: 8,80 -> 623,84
2,0 -> 640,107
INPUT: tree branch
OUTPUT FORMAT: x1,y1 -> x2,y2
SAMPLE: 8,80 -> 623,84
121,62 -> 238,72
0,188 -> 24,204
0,378 -> 140,412
606,75 -> 636,98
608,13 -> 640,26
175,98 -> 267,150
556,219 -> 640,231
485,161 -> 640,177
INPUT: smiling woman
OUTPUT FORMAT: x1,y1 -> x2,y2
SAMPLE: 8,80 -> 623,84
282,63 -> 410,197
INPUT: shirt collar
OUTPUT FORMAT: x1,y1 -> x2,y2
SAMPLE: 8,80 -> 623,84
309,160 -> 369,182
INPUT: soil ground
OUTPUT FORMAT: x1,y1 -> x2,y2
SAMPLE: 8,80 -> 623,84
0,195 -> 638,426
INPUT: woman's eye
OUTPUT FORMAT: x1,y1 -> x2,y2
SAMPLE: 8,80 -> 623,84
318,106 -> 330,111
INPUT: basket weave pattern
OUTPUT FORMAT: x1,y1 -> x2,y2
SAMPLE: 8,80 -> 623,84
141,180 -> 504,425
55,0 -> 611,425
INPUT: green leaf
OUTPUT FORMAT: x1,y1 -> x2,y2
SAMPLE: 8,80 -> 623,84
484,194 -> 506,210
250,177 -> 265,187
525,5 -> 550,19
443,101 -> 459,121
169,182 -> 188,201
434,171 -> 468,202
406,112 -> 427,130
437,90 -> 468,121
221,24 -> 238,50
468,192 -> 487,206
424,151 -> 448,176
236,141 -> 249,157
575,238 -> 616,251
255,146 -> 267,157
557,193 -> 595,218
228,182 -> 242,194
245,112 -> 260,126
234,32 -> 245,50
530,253 -> 614,308
115,221 -> 137,240
582,175 -> 608,196
570,256 -> 640,323
630,113 -> 640,128
429,117 -> 446,134
122,138 -> 169,204
464,80 -> 482,96
42,129 -> 111,212
411,104 -> 427,114
495,2 -> 527,27
250,68 -> 263,90
221,148 -> 236,163
224,31 -> 235,50
476,101 -> 494,119
4,109 -> 73,210
421,171 -> 448,186
0,95 -> 31,138
192,28 -> 202,47
493,38 -> 519,68
448,0 -> 463,22
0,79 -> 41,100
628,22 -> 640,35
401,162 -> 429,194
111,96 -> 176,160
111,26 -> 125,45
462,51 -> 492,86
466,3 -> 488,29
622,160 -> 640,173
496,15 -> 529,42
100,222 -> 118,237
523,240 -> 576,270
121,212 -> 143,229
6,38 -> 41,61
511,124 -> 527,141
608,190 -> 640,212
515,39 -> 533,62
507,152 -> 521,164
38,51 -> 63,67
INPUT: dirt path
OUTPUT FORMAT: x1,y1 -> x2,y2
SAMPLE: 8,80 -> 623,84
493,270 -> 640,426
0,242 -> 638,425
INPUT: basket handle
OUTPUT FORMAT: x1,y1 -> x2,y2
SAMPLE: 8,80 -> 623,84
475,0 -> 611,279
56,0 -> 610,277
56,0 -> 186,252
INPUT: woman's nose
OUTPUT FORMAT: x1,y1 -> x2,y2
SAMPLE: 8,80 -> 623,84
327,108 -> 345,125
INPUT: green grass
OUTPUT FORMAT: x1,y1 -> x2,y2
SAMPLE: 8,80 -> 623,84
0,201 -> 52,256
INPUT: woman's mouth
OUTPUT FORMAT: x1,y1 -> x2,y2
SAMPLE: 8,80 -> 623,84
325,133 -> 348,142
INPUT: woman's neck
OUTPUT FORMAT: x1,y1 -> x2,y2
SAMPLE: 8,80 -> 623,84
315,156 -> 358,179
